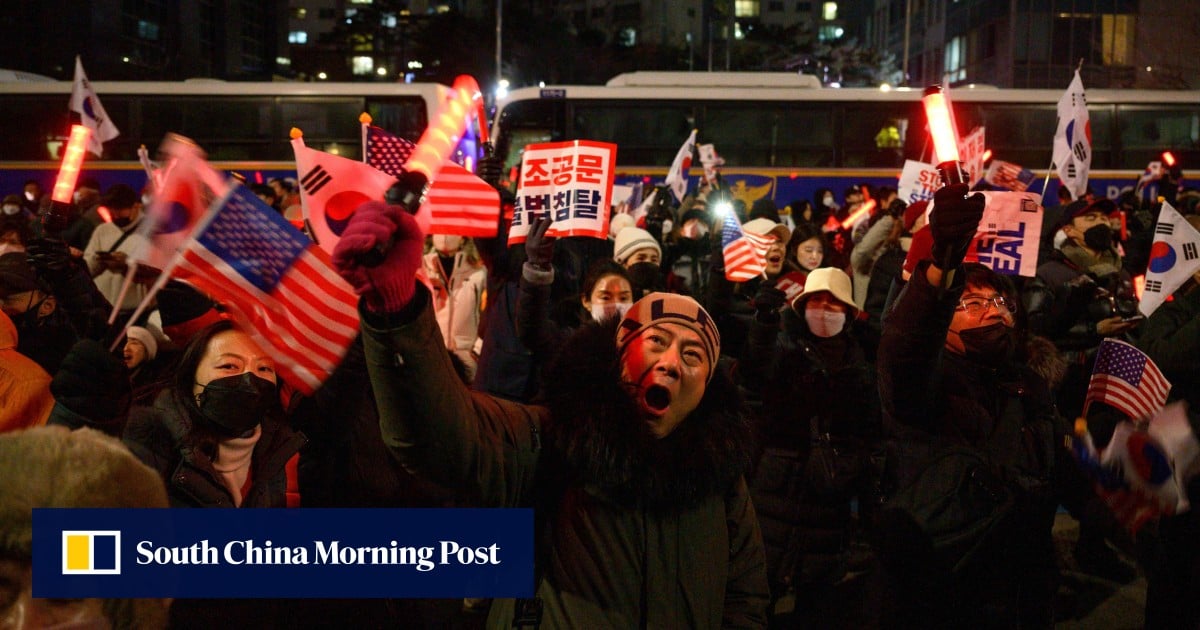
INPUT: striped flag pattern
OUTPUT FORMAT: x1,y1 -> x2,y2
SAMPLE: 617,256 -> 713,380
363,123 -> 499,237
1084,338 -> 1172,421
175,185 -> 359,395
721,213 -> 772,281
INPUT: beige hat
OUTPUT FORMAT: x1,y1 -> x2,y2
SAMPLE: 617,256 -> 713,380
616,292 -> 721,381
613,227 -> 662,265
125,326 -> 159,360
741,217 -> 791,243
609,213 -> 635,239
793,267 -> 855,310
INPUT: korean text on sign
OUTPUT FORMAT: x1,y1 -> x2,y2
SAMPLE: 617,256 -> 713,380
509,140 -> 617,246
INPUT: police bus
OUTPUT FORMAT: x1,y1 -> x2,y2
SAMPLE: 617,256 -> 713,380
490,71 -> 1200,208
0,79 -> 459,194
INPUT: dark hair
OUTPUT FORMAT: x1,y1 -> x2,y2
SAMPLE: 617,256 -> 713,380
170,320 -> 237,456
962,263 -> 1022,323
0,217 -> 32,245
581,259 -> 632,300
784,222 -> 827,272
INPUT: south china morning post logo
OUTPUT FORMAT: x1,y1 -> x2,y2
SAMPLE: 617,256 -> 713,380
61,531 -> 121,575
34,508 -> 534,599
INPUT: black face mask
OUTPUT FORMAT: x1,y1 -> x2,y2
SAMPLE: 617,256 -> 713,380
1083,223 -> 1115,251
626,262 -> 663,296
112,217 -> 133,228
956,322 -> 1019,367
194,373 -> 279,437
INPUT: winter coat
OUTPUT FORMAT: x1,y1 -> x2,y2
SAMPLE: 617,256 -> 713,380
123,389 -> 305,509
360,286 -> 769,629
83,217 -> 150,311
742,308 -> 882,597
876,262 -> 1059,628
0,312 -> 53,432
423,251 -> 487,381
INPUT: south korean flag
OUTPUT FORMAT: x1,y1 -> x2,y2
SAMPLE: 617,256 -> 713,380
1141,201 -> 1200,317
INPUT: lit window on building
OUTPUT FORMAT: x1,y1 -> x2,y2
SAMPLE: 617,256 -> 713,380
818,24 -> 843,41
291,7 -> 306,19
735,0 -> 760,17
137,20 -> 159,40
288,31 -> 308,44
618,27 -> 637,47
822,2 -> 837,20
352,56 -> 375,75
350,0 -> 373,4
944,36 -> 965,81
382,13 -> 396,27
1101,14 -> 1134,66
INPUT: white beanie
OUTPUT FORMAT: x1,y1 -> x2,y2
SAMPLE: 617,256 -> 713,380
609,213 -> 635,239
612,227 -> 662,265
125,326 -> 158,361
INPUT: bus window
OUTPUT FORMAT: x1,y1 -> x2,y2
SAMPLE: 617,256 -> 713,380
703,103 -> 833,167
366,98 -> 429,142
495,99 -> 564,173
140,97 -> 274,160
572,102 -> 693,165
281,98 -> 364,159
842,103 -> 913,168
0,96 -> 74,160
1118,106 -> 1200,170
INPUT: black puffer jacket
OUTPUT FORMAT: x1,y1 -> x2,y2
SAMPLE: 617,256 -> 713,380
742,308 -> 882,598
876,263 -> 1059,628
123,389 -> 305,508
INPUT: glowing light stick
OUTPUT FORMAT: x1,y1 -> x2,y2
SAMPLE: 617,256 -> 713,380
1163,151 -> 1176,167
359,75 -> 483,267
841,199 -> 876,229
982,149 -> 993,163
52,125 -> 92,204
921,86 -> 966,185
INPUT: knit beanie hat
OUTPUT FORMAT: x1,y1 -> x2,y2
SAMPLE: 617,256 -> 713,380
613,227 -> 662,265
609,213 -> 636,239
616,292 -> 721,381
125,326 -> 158,360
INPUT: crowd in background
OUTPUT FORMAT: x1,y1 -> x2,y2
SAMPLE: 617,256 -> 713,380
2,152 -> 1200,629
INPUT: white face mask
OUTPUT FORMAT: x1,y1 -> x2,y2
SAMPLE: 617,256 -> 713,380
823,195 -> 836,208
590,301 -> 632,323
432,234 -> 463,255
805,305 -> 847,338
1,205 -> 19,215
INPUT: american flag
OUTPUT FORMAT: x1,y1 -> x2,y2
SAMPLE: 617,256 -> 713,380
983,160 -> 1036,192
175,185 -> 359,395
1085,338 -> 1172,421
721,213 -> 771,281
362,123 -> 499,237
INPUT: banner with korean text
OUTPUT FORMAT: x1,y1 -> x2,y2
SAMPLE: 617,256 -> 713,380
509,140 -> 617,246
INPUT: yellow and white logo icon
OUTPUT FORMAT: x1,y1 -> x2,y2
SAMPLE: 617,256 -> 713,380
62,531 -> 121,575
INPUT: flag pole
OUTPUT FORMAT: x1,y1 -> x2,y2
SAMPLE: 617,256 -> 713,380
106,262 -> 139,325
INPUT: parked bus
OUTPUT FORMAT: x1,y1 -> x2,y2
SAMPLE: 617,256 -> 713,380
0,80 -> 465,195
491,71 -> 1200,208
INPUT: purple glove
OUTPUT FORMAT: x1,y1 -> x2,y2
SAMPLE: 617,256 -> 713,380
332,201 -> 424,314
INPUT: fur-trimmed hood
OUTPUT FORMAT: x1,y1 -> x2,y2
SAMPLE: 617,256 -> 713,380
542,319 -> 756,512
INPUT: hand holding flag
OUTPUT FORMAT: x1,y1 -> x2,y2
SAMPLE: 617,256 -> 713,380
721,212 -> 772,281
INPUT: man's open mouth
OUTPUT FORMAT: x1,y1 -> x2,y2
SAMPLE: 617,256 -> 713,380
644,385 -> 671,412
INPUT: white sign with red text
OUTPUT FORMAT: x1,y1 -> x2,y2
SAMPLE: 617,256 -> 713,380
897,160 -> 940,205
509,140 -> 617,246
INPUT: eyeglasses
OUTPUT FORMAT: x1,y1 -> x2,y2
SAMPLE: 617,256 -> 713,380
957,295 -> 1013,316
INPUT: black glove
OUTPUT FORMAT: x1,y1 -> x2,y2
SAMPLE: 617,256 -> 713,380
26,237 -> 74,286
930,183 -> 985,271
50,339 -> 131,427
524,215 -> 555,269
477,142 -> 505,189
752,285 -> 787,324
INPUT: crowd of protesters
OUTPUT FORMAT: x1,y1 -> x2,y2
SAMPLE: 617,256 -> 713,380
2,145 -> 1200,630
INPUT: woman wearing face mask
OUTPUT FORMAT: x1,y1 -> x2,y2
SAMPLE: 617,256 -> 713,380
518,218 -> 634,370
122,322 -> 307,630
422,233 -> 487,382
741,266 -> 882,627
123,320 -> 304,509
